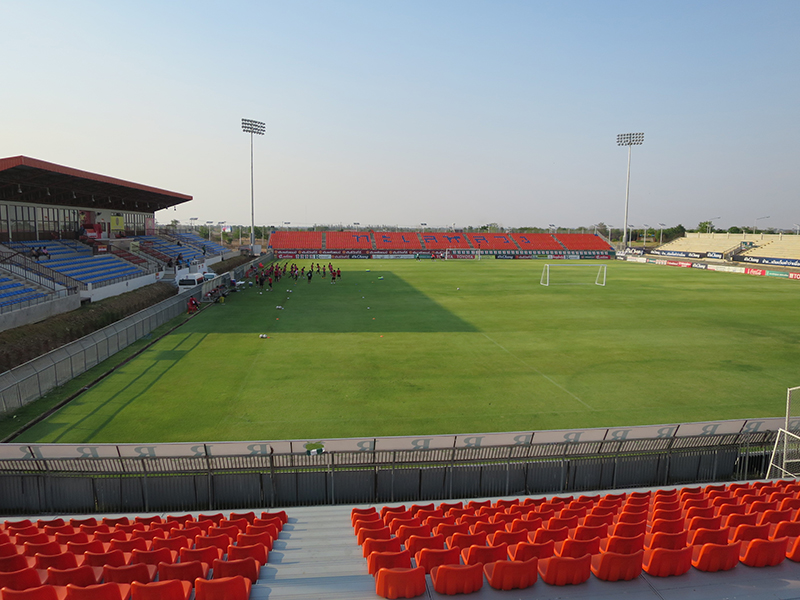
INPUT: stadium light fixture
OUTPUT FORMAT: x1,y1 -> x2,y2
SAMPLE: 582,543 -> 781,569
206,220 -> 213,241
607,224 -> 613,242
617,132 -> 644,248
794,223 -> 800,235
753,215 -> 770,235
642,223 -> 649,249
658,222 -> 666,245
548,223 -> 556,234
242,118 -> 266,250
353,221 -> 360,231
189,217 -> 198,231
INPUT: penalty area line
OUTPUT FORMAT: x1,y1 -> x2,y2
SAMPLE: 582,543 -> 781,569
481,333 -> 594,411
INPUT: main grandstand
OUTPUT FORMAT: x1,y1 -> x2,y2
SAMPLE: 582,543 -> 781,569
4,159 -> 800,600
268,230 -> 615,258
0,156 -> 237,329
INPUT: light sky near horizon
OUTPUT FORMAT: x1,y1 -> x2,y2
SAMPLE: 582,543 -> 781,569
1,1 -> 798,232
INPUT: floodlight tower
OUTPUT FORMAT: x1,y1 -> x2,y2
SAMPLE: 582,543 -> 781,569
753,215 -> 769,235
642,223 -> 649,249
617,133 -> 645,248
241,118 -> 266,250
658,222 -> 666,245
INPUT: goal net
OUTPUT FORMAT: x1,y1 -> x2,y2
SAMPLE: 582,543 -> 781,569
766,386 -> 800,479
540,263 -> 607,287
444,249 -> 480,260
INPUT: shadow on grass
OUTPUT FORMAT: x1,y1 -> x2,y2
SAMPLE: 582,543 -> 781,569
29,333 -> 207,443
182,271 -> 477,334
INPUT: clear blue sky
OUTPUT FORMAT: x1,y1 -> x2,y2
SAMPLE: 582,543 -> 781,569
2,1 -> 798,231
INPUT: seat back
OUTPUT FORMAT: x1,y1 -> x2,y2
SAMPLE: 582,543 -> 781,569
413,547 -> 460,574
645,530 -> 688,550
65,582 -> 131,600
739,537 -> 788,568
0,566 -> 43,590
226,543 -> 268,566
531,526 -> 569,545
591,549 -> 643,581
374,565 -> 426,600
102,562 -> 154,584
689,527 -> 729,546
691,541 -> 742,572
34,551 -> 78,570
602,534 -> 644,554
130,579 -> 191,600
642,546 -> 693,577
210,557 -> 259,584
430,563 -> 484,595
131,548 -> 173,566
461,543 -> 507,566
194,575 -> 252,600
362,537 -> 402,558
0,585 -> 60,600
157,560 -> 207,583
366,550 -> 411,576
731,523 -> 771,543
446,532 -> 487,550
483,557 -> 538,591
537,553 -> 592,586
45,564 -> 98,587
507,540 -> 554,561
558,537 -> 600,558
404,534 -> 443,556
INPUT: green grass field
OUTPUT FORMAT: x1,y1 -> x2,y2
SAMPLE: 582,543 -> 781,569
16,259 -> 800,444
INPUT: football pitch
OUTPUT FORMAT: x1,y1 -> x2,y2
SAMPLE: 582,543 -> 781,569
17,259 -> 800,444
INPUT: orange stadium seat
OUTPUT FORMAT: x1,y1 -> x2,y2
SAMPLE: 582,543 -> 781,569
413,547 -> 460,574
194,576 -> 251,600
510,233 -> 564,251
465,233 -> 518,251
483,557 -> 538,591
366,550 -> 412,576
325,231 -> 373,250
537,553 -> 591,585
210,558 -> 259,584
419,233 -> 470,250
129,580 -> 191,600
430,563 -> 484,595
267,232 -> 322,250
642,546 -> 693,577
591,549 -> 643,582
374,566 -> 426,599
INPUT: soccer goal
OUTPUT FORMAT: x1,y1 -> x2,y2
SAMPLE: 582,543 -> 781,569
540,263 -> 607,286
444,249 -> 480,260
767,386 -> 800,479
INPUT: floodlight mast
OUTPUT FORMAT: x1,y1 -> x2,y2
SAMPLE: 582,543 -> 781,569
242,118 -> 265,250
617,133 -> 644,249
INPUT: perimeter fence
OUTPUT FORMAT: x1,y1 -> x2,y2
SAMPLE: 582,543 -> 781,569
0,429 -> 777,515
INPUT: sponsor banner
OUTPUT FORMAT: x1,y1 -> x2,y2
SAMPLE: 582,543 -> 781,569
626,256 -> 647,263
277,252 -> 298,259
736,255 -> 800,268
596,254 -> 612,259
649,249 -> 707,259
448,253 -> 477,259
745,268 -> 766,276
708,252 -> 723,259
791,273 -> 800,280
495,255 -> 514,259
373,253 -> 416,259
514,255 -> 533,259
766,270 -> 790,278
675,420 -> 747,437
342,249 -> 370,255
0,445 -> 34,460
691,263 -> 707,270
532,428 -> 608,444
666,260 -> 692,268
349,254 -> 369,259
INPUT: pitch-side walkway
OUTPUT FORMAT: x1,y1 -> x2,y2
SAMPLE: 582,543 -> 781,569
257,490 -> 800,600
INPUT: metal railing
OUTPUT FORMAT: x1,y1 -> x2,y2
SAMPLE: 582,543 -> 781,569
0,246 -> 84,292
0,430 -> 776,515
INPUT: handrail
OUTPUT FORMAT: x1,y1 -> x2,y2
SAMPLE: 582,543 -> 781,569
0,246 -> 84,292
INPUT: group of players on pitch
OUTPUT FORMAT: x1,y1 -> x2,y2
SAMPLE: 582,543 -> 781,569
249,262 -> 343,290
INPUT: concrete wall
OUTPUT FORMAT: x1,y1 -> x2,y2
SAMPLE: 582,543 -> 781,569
82,273 -> 159,303
0,293 -> 82,333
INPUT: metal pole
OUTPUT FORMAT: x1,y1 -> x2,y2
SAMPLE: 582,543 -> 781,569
623,145 -> 631,247
250,131 -> 255,249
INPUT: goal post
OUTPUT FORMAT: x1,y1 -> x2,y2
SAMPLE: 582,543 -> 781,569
540,263 -> 607,287
765,386 -> 800,479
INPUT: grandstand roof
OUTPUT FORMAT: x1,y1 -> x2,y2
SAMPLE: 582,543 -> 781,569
0,155 -> 192,213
